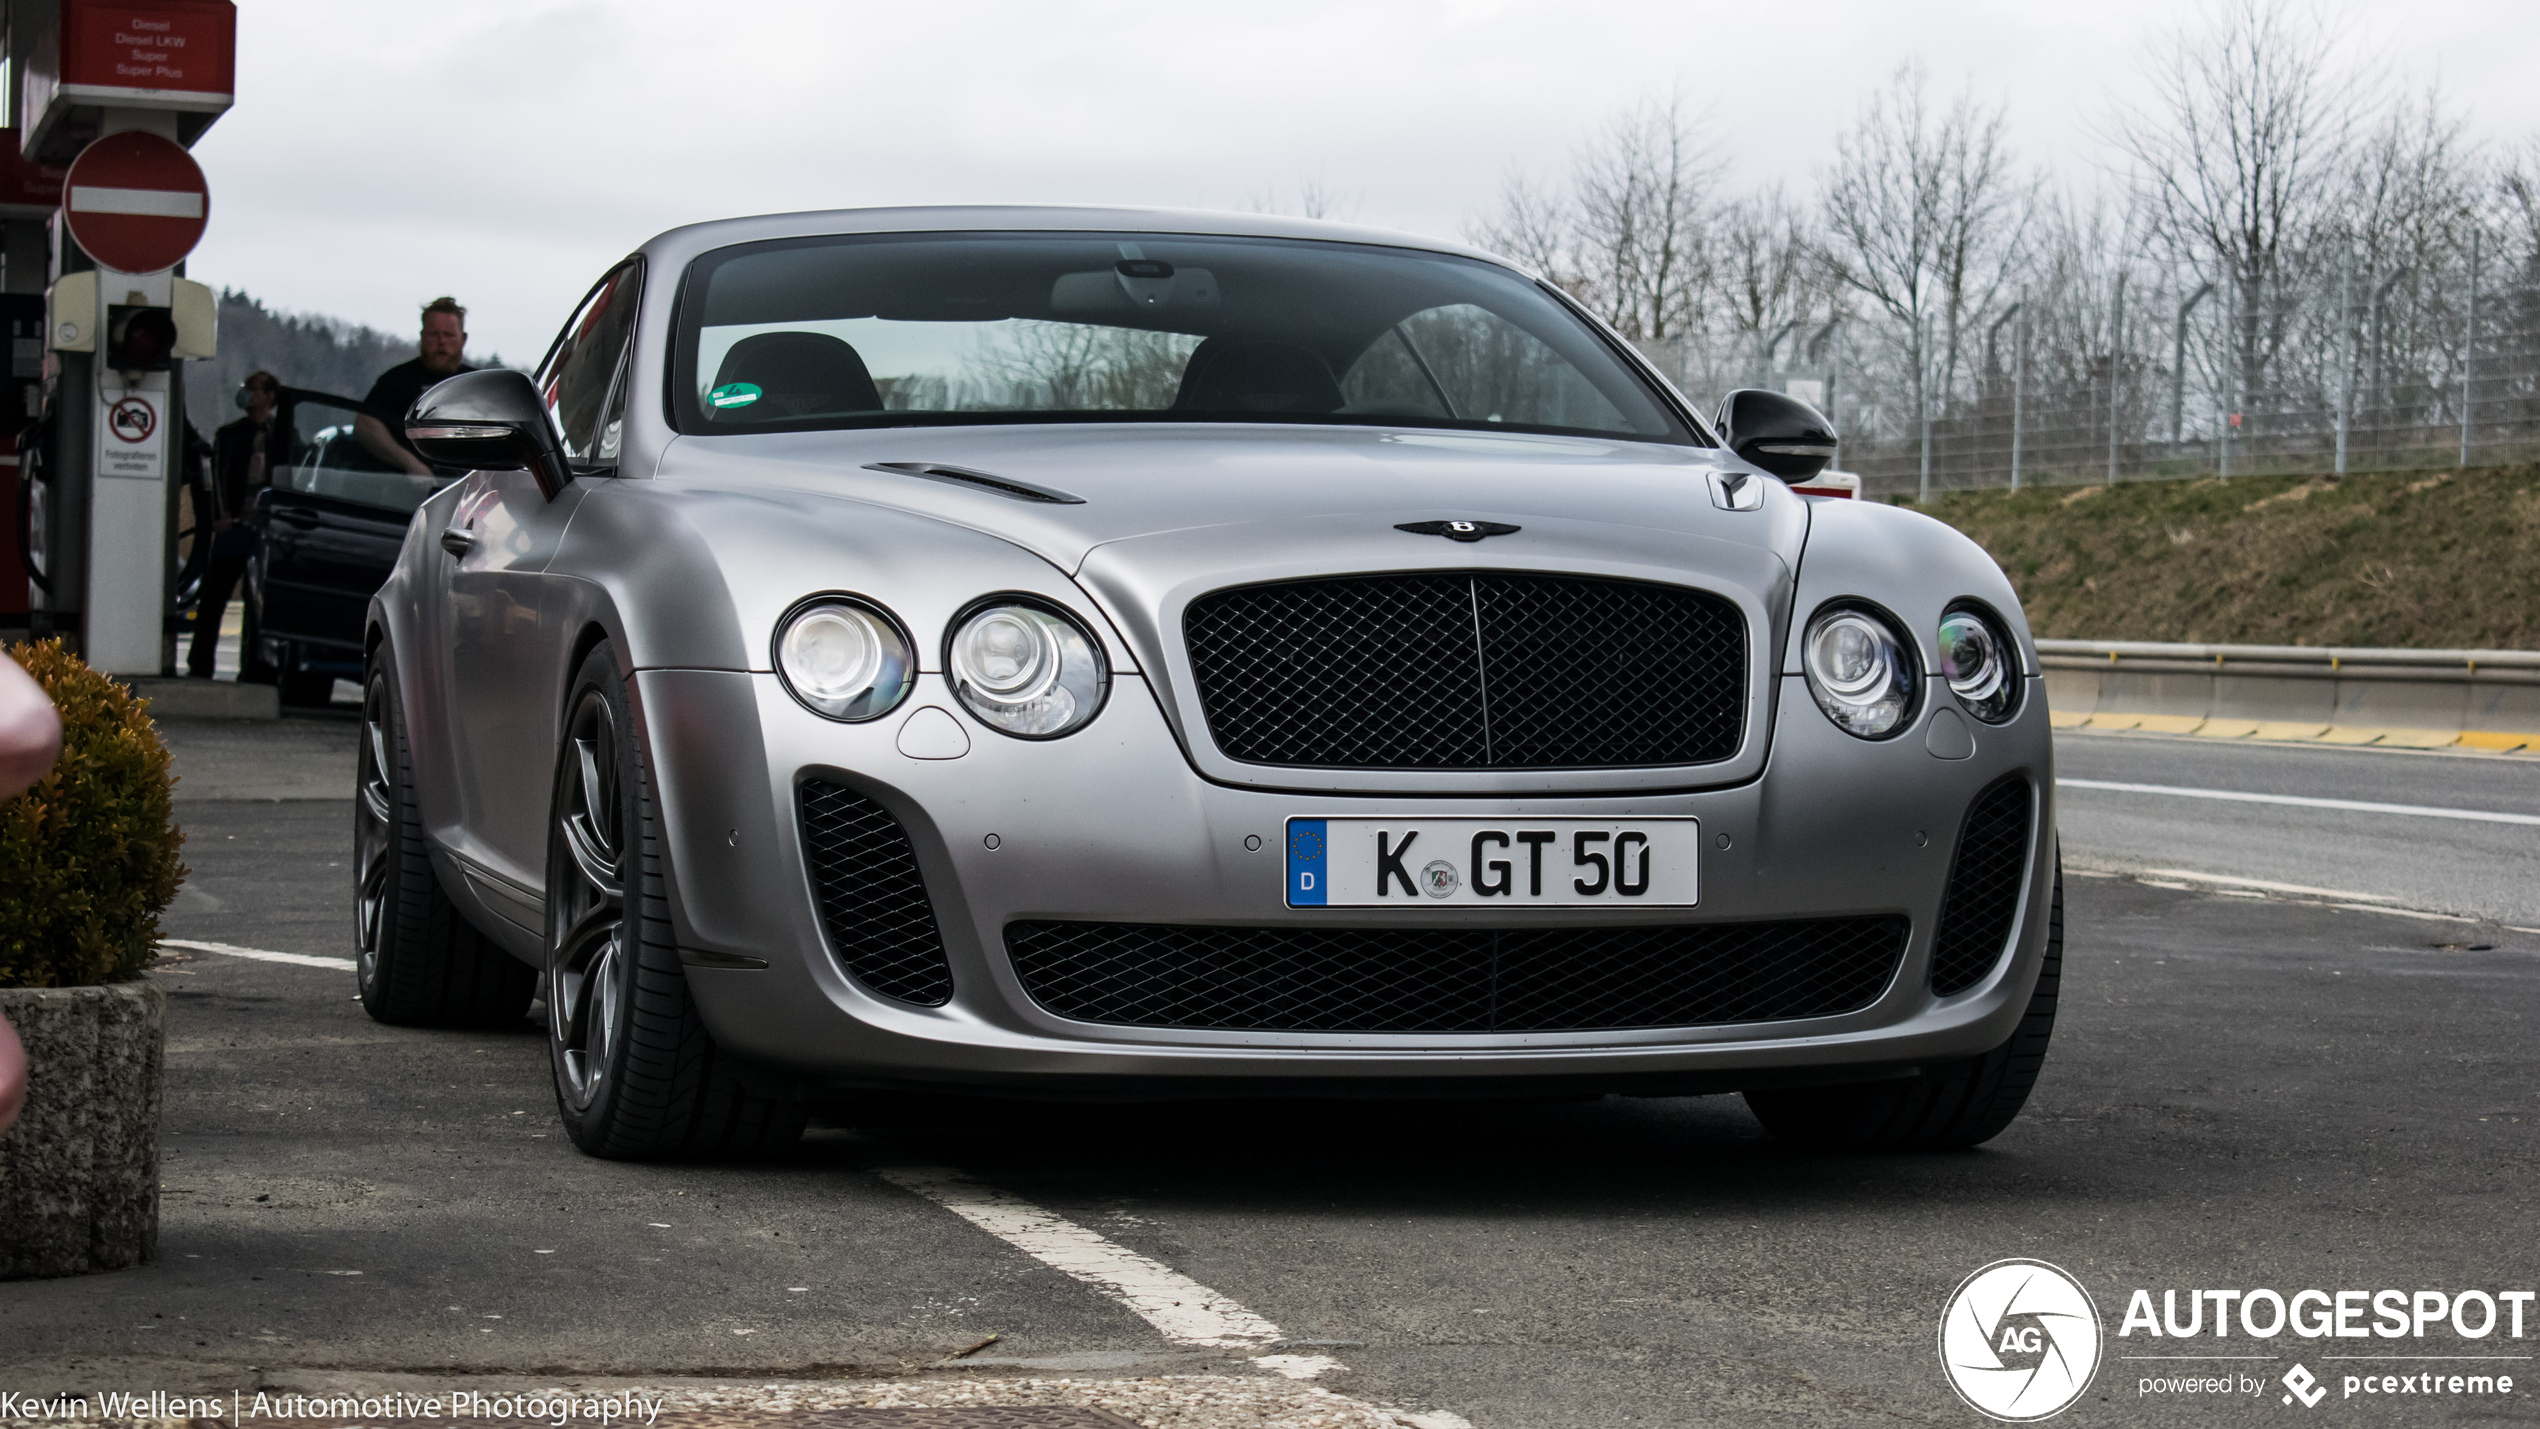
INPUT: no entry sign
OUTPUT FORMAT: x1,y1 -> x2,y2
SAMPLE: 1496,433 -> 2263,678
63,131 -> 208,274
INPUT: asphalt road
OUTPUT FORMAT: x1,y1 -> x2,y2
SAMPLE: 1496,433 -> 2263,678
2054,730 -> 2540,926
2,719 -> 2535,1428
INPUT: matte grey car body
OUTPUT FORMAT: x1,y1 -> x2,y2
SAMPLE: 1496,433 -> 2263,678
363,206 -> 2057,1152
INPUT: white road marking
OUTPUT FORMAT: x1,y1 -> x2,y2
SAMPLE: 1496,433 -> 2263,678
875,1163 -> 1290,1353
161,939 -> 355,971
2059,778 -> 2540,827
2141,869 -> 2396,902
2328,903 -> 2477,924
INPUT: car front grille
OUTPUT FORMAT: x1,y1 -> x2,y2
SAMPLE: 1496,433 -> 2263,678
1005,916 -> 1907,1033
798,779 -> 954,1006
1928,775 -> 2034,996
1182,573 -> 1746,769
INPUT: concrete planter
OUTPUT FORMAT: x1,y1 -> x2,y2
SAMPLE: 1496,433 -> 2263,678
0,981 -> 163,1279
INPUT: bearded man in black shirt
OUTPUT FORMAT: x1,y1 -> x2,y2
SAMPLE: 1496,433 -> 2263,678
355,295 -> 475,475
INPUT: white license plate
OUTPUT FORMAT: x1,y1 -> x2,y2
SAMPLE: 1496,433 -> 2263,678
1284,817 -> 1701,908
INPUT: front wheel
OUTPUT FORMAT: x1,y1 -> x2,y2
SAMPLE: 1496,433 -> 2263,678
544,642 -> 805,1159
1744,867 -> 2062,1151
355,651 -> 537,1027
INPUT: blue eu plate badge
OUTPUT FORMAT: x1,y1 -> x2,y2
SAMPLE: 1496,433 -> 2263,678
1286,820 -> 1328,906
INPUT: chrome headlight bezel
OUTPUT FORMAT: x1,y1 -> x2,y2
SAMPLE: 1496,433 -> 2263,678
1938,601 -> 2022,725
943,595 -> 1111,739
772,595 -> 917,723
1801,600 -> 1921,740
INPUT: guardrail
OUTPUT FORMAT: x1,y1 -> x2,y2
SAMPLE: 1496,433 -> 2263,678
2034,639 -> 2540,751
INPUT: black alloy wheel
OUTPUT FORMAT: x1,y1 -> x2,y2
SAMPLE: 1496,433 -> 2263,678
548,681 -> 628,1114
542,642 -> 806,1159
355,650 -> 537,1026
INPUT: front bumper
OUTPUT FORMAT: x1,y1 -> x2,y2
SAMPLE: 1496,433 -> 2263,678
635,667 -> 2057,1094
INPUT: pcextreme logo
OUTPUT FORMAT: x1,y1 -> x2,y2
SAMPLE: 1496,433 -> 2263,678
1940,1259 -> 2105,1421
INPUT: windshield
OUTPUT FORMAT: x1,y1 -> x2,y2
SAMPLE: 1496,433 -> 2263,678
670,232 -> 1695,444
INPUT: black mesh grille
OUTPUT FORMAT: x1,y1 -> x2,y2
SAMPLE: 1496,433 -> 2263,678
798,779 -> 954,1006
1929,776 -> 2034,996
1184,573 -> 1746,769
1006,917 -> 1907,1033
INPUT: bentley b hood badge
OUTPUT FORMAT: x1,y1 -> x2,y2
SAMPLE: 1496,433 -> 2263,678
1397,519 -> 1521,542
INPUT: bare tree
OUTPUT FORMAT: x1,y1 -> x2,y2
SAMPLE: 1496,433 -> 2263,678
1706,187 -> 1822,380
1816,62 -> 2033,438
1468,92 -> 1723,342
2110,0 -> 2371,405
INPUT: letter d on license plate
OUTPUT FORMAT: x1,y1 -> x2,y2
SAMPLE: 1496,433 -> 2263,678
1285,817 -> 1699,908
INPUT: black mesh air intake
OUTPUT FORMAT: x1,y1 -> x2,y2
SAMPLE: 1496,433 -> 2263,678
1183,573 -> 1746,769
798,779 -> 954,1006
1929,775 -> 2034,996
1006,916 -> 1907,1033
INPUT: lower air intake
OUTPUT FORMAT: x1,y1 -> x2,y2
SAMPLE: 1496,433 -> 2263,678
798,779 -> 954,1006
1005,917 -> 1909,1033
1928,775 -> 2034,996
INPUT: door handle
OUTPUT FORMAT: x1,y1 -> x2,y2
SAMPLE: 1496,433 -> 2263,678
439,527 -> 477,557
275,508 -> 322,528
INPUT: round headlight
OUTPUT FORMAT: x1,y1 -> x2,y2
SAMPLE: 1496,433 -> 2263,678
948,601 -> 1108,738
1938,607 -> 2020,724
1803,605 -> 1917,739
775,599 -> 914,721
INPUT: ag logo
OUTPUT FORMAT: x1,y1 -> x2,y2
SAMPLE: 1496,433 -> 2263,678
1939,1259 -> 2102,1421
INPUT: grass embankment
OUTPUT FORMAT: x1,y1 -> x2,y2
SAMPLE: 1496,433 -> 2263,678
1905,465 -> 2540,649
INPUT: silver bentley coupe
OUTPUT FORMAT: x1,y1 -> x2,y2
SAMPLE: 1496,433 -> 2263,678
355,207 -> 2059,1160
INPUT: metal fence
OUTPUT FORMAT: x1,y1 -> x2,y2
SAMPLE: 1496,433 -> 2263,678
1639,243 -> 2540,500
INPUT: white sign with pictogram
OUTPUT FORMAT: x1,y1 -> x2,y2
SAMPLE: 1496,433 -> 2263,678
98,387 -> 163,478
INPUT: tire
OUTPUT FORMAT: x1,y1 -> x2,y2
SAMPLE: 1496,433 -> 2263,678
355,650 -> 539,1028
544,642 -> 806,1160
1744,865 -> 2062,1151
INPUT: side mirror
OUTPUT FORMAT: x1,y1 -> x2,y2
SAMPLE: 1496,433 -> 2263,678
1715,388 -> 1838,483
405,369 -> 572,499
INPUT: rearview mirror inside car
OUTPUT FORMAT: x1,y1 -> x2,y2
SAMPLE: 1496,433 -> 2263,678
405,369 -> 574,499
1715,388 -> 1839,482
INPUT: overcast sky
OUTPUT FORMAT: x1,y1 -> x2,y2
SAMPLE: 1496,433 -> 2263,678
183,0 -> 2540,368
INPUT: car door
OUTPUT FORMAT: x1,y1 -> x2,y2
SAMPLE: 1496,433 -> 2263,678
256,394 -> 441,664
433,261 -> 644,927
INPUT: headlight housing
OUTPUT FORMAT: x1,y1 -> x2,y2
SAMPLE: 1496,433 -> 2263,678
947,599 -> 1108,738
1938,605 -> 2021,724
1802,604 -> 1918,739
774,597 -> 915,721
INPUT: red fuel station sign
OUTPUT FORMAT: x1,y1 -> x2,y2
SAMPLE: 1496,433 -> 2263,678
61,129 -> 206,273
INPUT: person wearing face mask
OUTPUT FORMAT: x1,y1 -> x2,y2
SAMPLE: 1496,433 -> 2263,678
186,369 -> 287,680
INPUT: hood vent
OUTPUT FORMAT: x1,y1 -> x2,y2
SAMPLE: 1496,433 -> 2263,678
863,461 -> 1086,505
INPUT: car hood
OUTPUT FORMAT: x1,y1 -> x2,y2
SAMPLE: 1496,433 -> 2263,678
651,423 -> 1809,579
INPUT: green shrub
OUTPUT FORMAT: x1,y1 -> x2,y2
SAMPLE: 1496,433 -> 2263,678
0,640 -> 186,987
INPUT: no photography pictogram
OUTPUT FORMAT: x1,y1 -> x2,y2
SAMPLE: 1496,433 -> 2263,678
107,396 -> 156,444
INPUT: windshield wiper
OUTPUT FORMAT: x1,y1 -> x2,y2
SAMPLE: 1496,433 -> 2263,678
861,461 -> 1086,505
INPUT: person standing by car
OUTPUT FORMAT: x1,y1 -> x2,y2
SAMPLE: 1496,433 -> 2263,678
355,296 -> 474,476
187,370 -> 287,680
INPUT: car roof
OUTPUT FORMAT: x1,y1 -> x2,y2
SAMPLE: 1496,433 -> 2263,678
634,204 -> 1521,276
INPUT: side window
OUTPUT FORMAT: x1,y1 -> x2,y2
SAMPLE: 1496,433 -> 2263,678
538,261 -> 643,466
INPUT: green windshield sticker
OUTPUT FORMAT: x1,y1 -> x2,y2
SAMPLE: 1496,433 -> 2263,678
708,382 -> 763,409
